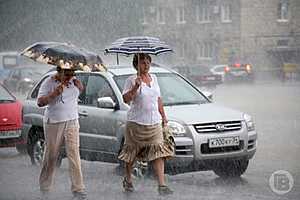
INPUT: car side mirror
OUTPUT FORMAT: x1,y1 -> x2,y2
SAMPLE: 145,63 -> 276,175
97,97 -> 116,109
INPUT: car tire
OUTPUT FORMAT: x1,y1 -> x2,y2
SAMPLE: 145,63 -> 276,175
27,127 -> 63,168
16,144 -> 27,154
212,159 -> 249,178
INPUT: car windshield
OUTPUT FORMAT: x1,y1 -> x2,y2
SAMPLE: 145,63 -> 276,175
20,67 -> 50,80
114,72 -> 209,106
0,85 -> 15,102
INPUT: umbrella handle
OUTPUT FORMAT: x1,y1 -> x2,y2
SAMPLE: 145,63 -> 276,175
137,54 -> 142,94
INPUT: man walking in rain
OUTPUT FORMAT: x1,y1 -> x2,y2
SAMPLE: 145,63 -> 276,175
37,62 -> 87,200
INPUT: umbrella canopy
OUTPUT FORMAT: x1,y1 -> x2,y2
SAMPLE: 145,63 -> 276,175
21,41 -> 106,71
104,36 -> 173,56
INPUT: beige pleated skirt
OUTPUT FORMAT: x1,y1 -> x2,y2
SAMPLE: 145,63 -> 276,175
118,121 -> 174,163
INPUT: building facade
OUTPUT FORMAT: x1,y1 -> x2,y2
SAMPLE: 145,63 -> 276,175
140,0 -> 300,77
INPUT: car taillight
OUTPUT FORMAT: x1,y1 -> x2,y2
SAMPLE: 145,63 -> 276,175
246,64 -> 251,72
224,66 -> 230,72
234,63 -> 241,68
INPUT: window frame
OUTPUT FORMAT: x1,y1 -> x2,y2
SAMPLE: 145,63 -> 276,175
196,0 -> 211,24
277,0 -> 289,22
176,6 -> 186,24
157,6 -> 166,24
197,42 -> 214,60
221,4 -> 232,23
77,73 -> 118,107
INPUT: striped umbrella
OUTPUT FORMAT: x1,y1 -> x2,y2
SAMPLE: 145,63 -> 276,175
104,36 -> 173,64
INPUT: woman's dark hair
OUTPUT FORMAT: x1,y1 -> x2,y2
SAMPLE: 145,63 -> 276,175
56,66 -> 75,74
132,53 -> 152,70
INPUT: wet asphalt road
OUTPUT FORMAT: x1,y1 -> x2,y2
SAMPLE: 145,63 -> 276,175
0,81 -> 299,200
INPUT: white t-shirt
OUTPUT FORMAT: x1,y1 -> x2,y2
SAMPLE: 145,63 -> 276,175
38,75 -> 80,123
123,74 -> 161,125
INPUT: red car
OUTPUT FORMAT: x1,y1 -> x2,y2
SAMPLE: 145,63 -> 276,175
0,83 -> 24,150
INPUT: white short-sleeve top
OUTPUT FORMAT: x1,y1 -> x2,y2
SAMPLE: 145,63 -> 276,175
123,74 -> 161,125
37,75 -> 80,123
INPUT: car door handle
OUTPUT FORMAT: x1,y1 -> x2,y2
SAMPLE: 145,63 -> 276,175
79,111 -> 88,117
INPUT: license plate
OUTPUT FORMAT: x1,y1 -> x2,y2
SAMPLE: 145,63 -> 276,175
206,76 -> 216,80
209,136 -> 240,148
0,130 -> 21,139
232,71 -> 246,76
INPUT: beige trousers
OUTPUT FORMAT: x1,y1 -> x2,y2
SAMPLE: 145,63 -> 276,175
39,119 -> 85,193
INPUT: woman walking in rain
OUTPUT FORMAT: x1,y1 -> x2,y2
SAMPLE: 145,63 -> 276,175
37,63 -> 88,200
118,53 -> 174,195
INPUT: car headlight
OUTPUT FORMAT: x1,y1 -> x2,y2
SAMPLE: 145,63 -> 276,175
24,78 -> 32,82
243,114 -> 255,131
167,121 -> 186,137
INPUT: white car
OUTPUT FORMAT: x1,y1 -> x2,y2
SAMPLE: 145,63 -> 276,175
210,64 -> 228,82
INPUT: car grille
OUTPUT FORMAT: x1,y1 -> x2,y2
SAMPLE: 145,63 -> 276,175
201,141 -> 244,154
193,121 -> 242,134
175,145 -> 193,156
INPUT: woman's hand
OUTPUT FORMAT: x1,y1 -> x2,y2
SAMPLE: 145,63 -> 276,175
133,76 -> 142,90
37,84 -> 63,107
53,84 -> 64,96
73,78 -> 84,92
162,116 -> 168,127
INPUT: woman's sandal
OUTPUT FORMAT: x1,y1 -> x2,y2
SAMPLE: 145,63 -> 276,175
158,185 -> 174,195
122,177 -> 134,192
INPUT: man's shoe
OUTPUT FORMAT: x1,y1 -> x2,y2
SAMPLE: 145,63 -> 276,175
158,185 -> 173,195
122,177 -> 134,192
72,191 -> 88,200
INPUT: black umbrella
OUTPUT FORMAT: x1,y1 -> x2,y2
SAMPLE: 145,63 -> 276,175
21,41 -> 106,71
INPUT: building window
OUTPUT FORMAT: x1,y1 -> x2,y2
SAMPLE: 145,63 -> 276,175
196,0 -> 211,23
141,7 -> 148,25
198,42 -> 214,59
157,7 -> 165,24
277,39 -> 289,47
176,6 -> 186,24
278,0 -> 289,21
221,4 -> 232,22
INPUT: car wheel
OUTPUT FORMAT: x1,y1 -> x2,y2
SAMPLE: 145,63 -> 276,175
27,128 -> 63,167
27,128 -> 45,166
16,144 -> 27,154
212,159 -> 249,178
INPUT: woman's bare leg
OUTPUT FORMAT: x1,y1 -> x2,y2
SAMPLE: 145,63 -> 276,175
153,158 -> 165,186
125,162 -> 134,183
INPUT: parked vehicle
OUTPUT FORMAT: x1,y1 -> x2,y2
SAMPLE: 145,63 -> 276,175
21,65 -> 257,177
0,51 -> 19,83
0,83 -> 25,152
3,65 -> 52,95
210,64 -> 228,82
172,65 -> 222,89
224,62 -> 255,82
